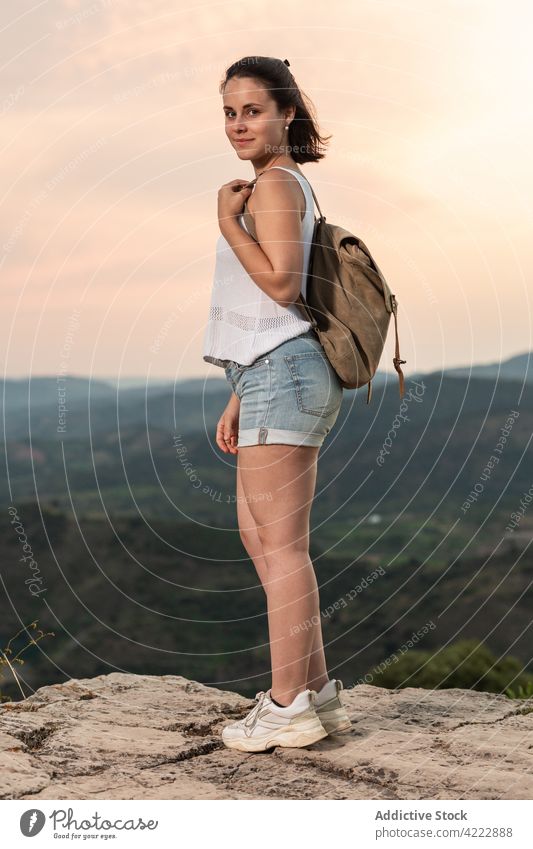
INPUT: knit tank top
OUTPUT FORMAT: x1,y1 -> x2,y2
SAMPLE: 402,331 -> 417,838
202,166 -> 315,367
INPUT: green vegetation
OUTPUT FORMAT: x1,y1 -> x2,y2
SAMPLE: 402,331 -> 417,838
505,680 -> 533,700
0,622 -> 55,702
1,502 -> 531,702
367,638 -> 533,695
1,373 -> 532,701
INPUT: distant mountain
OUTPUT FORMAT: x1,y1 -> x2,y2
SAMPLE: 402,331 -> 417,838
4,350 -> 528,404
428,351 -> 531,383
1,376 -> 116,410
1,350 -> 530,439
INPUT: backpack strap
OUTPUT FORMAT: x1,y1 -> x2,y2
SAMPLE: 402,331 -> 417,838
391,295 -> 406,397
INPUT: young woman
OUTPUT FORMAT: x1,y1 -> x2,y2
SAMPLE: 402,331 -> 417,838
203,56 -> 351,752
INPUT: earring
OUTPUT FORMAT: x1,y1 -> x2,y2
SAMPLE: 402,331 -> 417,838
285,124 -> 289,130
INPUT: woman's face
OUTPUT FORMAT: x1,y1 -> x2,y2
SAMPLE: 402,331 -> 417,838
222,76 -> 291,162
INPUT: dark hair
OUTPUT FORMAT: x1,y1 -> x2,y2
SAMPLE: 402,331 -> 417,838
219,56 -> 331,164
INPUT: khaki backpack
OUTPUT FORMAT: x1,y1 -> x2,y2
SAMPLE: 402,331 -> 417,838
242,167 -> 406,403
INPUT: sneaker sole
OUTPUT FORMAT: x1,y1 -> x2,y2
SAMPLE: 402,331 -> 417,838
222,720 -> 329,753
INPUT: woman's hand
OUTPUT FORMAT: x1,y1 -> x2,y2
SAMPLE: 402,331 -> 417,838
218,179 -> 253,231
216,393 -> 240,454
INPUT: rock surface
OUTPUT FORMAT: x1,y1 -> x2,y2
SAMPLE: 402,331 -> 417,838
0,673 -> 532,800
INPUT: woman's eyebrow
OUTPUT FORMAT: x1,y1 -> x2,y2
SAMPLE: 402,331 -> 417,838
223,102 -> 263,110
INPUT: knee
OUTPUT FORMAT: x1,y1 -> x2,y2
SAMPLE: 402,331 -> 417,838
238,524 -> 263,560
255,526 -> 309,558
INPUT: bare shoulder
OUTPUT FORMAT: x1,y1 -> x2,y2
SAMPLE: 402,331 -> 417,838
248,167 -> 306,217
255,167 -> 304,188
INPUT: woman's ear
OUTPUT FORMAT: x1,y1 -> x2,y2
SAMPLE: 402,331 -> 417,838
286,107 -> 296,124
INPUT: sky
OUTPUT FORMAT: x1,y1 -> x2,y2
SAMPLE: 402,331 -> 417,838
2,0 -> 532,383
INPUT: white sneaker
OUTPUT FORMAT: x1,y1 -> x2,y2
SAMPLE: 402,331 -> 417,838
314,679 -> 352,734
221,687 -> 329,752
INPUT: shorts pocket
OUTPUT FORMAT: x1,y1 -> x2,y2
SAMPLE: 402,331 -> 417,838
283,351 -> 343,418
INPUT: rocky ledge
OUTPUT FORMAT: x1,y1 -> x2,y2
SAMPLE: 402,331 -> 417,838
0,673 -> 532,800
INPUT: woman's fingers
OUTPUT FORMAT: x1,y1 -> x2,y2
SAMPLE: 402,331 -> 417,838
220,179 -> 250,192
215,419 -> 229,453
225,428 -> 238,453
216,418 -> 238,453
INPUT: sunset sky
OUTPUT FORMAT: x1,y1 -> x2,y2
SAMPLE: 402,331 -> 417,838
2,0 -> 532,383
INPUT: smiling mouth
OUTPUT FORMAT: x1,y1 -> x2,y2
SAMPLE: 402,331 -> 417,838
235,139 -> 255,144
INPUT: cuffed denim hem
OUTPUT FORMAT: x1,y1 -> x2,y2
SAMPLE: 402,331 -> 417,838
238,426 -> 325,447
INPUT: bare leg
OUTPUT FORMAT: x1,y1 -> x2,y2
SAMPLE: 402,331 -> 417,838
236,461 -> 329,692
236,461 -> 269,589
306,618 -> 330,693
237,444 -> 329,705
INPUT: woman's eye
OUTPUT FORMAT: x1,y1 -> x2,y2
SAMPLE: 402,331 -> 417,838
226,109 -> 259,118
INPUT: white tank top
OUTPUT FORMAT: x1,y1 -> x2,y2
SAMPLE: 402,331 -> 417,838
202,166 -> 315,367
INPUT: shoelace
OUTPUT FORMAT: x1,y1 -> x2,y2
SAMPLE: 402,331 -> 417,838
242,690 -> 268,732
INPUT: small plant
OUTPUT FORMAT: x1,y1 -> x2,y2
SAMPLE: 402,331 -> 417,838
505,679 -> 533,700
0,621 -> 55,702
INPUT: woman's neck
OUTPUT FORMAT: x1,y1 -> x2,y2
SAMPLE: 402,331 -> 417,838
252,154 -> 301,177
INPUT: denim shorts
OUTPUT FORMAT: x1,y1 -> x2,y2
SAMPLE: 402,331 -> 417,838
223,330 -> 343,447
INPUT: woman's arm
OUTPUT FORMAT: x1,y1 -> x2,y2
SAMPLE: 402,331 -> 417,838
219,170 -> 304,306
